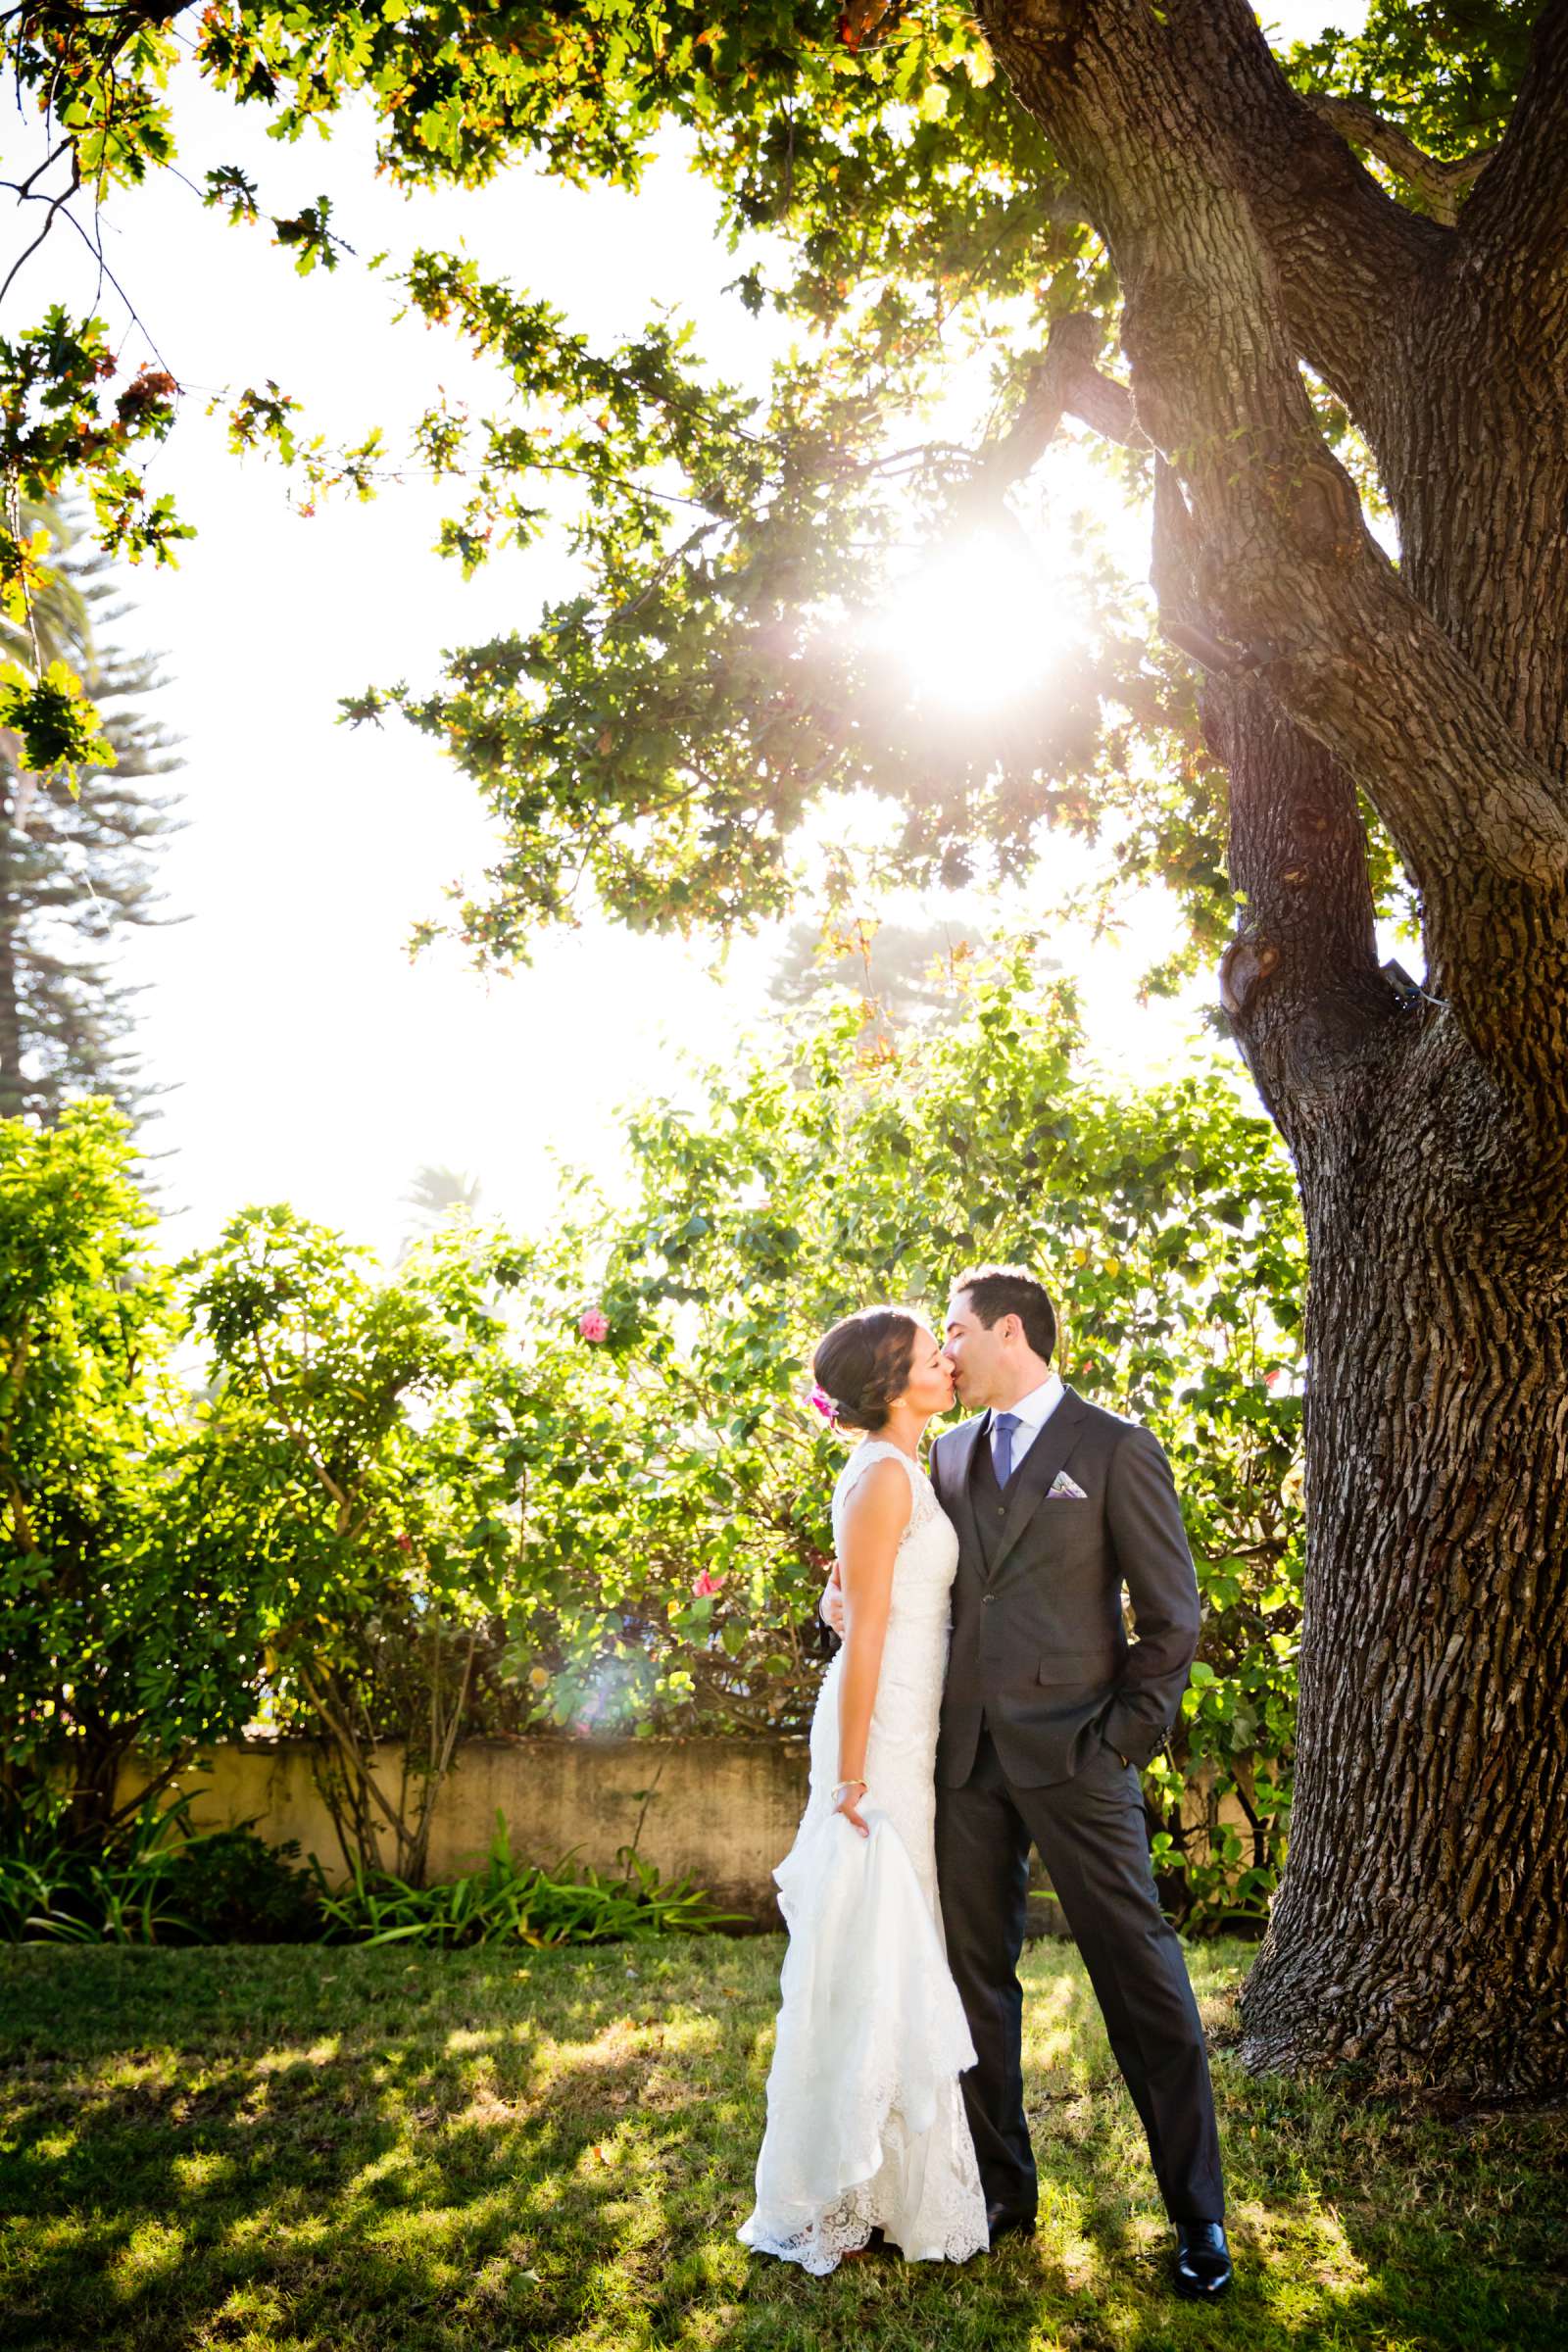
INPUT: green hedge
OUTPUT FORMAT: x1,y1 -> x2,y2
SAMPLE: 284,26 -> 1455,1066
2,955 -> 1302,1928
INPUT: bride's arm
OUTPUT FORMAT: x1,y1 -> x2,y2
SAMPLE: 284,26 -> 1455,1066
832,1459 -> 910,1837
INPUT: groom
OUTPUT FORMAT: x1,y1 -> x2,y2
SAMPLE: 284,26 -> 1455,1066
824,1263 -> 1231,2299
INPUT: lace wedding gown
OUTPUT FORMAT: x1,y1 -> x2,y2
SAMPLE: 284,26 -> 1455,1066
737,1439 -> 988,2275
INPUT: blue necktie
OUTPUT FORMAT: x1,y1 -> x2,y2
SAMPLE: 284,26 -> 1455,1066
993,1410 -> 1020,1486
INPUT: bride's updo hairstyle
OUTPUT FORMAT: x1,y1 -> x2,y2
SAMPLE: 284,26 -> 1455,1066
812,1306 -> 922,1434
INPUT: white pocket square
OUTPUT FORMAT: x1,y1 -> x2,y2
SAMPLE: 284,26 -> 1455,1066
1046,1471 -> 1088,1500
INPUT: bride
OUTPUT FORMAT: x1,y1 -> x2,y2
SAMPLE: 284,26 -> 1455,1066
738,1305 -> 988,2275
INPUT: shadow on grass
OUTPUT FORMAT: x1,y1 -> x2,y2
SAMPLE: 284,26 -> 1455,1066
1,1939 -> 1564,2351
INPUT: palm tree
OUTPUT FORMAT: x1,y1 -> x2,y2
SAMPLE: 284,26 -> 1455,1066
395,1163 -> 484,1263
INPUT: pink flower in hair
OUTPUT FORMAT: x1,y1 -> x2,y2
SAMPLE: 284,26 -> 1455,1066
578,1306 -> 610,1343
806,1383 -> 839,1425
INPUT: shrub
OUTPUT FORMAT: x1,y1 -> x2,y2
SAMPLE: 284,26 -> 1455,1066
503,956 -> 1303,1930
0,1790 -> 302,1945
155,1824 -> 322,1943
0,1104 -> 270,1842
0,1794 -> 731,1948
312,1811 -> 740,1946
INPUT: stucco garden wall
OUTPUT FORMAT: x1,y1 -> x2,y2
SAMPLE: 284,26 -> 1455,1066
119,1737 -> 1256,1933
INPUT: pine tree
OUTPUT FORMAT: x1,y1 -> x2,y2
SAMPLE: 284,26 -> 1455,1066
0,506 -> 183,1127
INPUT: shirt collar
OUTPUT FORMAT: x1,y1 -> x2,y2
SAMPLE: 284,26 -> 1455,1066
997,1370 -> 1063,1432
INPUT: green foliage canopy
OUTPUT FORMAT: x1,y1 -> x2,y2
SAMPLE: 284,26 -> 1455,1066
2,4 -> 1527,969
513,955 -> 1303,1923
183,1205 -> 534,1879
0,964 -> 1303,1923
0,1102 -> 266,1836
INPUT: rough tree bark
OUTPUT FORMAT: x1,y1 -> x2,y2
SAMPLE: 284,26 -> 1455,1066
976,0 -> 1568,2094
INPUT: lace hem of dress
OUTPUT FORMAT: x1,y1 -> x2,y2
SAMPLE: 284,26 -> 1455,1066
739,1808 -> 988,2276
742,1447 -> 979,2278
740,2180 -> 988,2276
738,2074 -> 990,2276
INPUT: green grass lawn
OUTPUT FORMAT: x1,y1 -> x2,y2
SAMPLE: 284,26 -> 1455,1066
1,1935 -> 1563,2352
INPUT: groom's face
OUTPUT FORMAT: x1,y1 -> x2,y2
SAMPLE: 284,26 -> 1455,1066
943,1289 -> 1005,1410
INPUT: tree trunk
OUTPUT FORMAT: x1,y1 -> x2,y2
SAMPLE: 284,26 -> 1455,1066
1240,1032 -> 1568,2092
977,0 -> 1568,2091
1189,602 -> 1568,2091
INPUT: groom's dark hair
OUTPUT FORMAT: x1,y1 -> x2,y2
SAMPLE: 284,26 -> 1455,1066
952,1264 -> 1056,1363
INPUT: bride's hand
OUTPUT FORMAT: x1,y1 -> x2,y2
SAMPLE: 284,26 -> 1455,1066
833,1777 -> 869,1837
819,1559 -> 847,1638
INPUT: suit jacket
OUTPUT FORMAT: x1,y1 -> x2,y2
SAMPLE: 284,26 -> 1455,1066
929,1387 -> 1201,1788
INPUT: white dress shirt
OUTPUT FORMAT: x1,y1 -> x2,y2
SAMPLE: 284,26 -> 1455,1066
989,1370 -> 1065,1474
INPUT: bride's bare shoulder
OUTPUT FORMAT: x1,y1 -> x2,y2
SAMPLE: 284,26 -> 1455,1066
837,1445 -> 915,1523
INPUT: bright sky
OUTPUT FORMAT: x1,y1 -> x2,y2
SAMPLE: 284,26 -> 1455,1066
20,4 -> 1366,1262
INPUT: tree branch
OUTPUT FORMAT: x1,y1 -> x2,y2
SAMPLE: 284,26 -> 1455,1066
1156,0 -> 1446,431
294,1655 -> 406,1843
246,1325 -> 350,1513
1457,0 -> 1568,343
99,1752 -> 187,1838
0,152 -> 81,312
1302,94 -> 1494,230
966,309 -> 1144,510
978,0 -> 1568,1112
1151,459 -> 1390,1136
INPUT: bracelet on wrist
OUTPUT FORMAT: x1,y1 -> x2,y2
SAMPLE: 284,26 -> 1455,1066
832,1776 -> 866,1805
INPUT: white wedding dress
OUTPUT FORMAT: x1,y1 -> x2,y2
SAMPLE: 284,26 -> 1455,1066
737,1439 -> 989,2275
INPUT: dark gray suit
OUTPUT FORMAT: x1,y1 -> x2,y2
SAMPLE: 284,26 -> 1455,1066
930,1386 -> 1225,2223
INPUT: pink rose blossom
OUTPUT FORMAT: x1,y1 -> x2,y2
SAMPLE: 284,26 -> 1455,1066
692,1568 -> 723,1597
578,1306 -> 610,1343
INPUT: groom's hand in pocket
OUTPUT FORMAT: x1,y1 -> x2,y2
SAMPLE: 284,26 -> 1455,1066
820,1560 -> 847,1639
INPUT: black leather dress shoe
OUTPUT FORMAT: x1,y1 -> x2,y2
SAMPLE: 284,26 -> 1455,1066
1172,2219 -> 1233,2297
985,2200 -> 1037,2248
